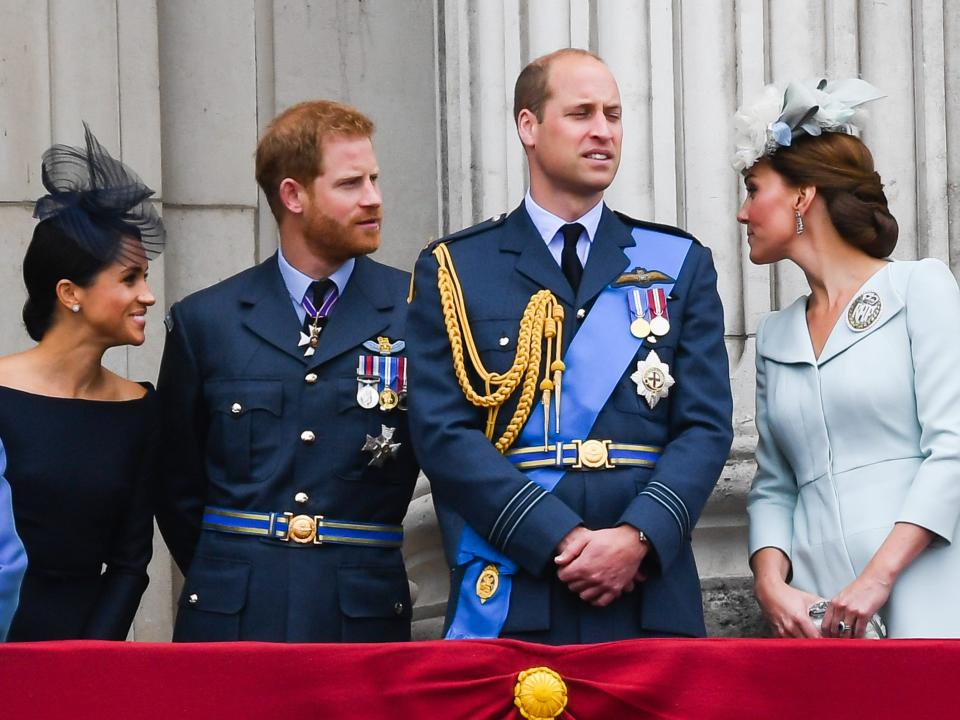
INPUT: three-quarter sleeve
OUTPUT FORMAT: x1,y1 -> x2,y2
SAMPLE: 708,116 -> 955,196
747,317 -> 800,569
895,259 -> 960,541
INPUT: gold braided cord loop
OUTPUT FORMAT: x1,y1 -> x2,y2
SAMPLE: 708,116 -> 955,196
432,243 -> 564,453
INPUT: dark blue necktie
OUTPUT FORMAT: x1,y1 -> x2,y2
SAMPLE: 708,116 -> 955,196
560,223 -> 584,292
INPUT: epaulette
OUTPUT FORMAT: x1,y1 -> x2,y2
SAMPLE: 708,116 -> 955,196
409,213 -> 509,303
613,210 -> 702,246
422,212 -> 509,255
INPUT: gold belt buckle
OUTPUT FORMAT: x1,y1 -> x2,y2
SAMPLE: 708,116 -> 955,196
572,439 -> 613,469
282,512 -> 324,544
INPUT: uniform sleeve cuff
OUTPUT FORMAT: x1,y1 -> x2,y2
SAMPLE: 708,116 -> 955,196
619,491 -> 688,573
499,492 -> 582,577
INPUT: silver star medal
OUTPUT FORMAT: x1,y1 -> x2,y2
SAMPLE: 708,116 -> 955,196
631,350 -> 675,409
362,425 -> 402,467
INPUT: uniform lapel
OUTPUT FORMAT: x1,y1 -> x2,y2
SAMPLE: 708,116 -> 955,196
308,256 -> 393,367
239,255 -> 308,363
503,205 -> 576,306
576,205 -> 632,306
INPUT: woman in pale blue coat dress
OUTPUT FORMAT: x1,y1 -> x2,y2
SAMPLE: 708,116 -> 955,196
735,80 -> 960,638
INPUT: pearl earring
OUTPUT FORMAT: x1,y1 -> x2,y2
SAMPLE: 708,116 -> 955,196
71,304 -> 80,313
795,210 -> 805,235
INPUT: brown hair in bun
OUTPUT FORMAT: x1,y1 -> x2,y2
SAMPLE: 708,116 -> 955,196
770,132 -> 898,258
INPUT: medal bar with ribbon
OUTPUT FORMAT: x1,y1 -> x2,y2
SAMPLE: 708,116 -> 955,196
356,354 -> 407,411
626,288 -> 651,339
646,287 -> 670,337
356,355 -> 381,409
379,356 -> 399,410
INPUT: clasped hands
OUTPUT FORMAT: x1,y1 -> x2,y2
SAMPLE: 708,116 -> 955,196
554,525 -> 648,607
756,573 -> 891,639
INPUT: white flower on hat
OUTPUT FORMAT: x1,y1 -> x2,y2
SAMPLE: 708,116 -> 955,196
731,78 -> 885,172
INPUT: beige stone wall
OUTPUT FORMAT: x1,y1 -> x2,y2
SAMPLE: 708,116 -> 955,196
1,0 -> 957,639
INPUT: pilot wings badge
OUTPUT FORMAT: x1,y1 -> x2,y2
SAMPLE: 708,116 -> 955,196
613,267 -> 675,288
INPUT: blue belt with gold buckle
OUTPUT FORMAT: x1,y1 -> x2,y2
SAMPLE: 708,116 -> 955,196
201,506 -> 404,547
505,440 -> 663,471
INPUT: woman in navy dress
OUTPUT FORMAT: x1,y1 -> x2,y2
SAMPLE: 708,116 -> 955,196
0,124 -> 165,640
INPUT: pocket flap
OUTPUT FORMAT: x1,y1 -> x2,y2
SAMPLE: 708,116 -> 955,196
501,572 -> 551,633
471,318 -> 519,353
181,556 -> 251,614
205,379 -> 283,417
337,566 -> 411,619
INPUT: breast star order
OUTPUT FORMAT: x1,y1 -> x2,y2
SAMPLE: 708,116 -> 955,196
630,349 -> 675,409
361,425 -> 402,467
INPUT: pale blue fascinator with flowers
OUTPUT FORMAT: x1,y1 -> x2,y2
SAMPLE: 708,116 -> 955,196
732,78 -> 885,172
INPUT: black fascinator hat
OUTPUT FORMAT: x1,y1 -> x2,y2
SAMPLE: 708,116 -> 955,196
32,122 -> 165,263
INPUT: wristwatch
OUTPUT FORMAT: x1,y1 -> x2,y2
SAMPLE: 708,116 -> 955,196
637,529 -> 649,545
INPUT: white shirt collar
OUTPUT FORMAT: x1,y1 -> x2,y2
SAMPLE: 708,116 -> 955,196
523,192 -> 604,246
277,244 -> 355,306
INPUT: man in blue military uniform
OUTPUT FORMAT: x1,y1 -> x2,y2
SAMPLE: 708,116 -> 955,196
407,49 -> 733,642
157,100 -> 419,642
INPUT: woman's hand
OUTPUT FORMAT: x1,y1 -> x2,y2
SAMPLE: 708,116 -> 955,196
820,573 -> 891,638
750,547 -> 819,638
822,522 -> 936,638
755,575 -> 822,638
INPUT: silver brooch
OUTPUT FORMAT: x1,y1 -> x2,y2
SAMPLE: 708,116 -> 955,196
846,291 -> 882,332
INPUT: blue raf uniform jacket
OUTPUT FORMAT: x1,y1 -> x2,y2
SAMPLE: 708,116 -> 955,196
157,254 -> 419,642
407,204 -> 733,642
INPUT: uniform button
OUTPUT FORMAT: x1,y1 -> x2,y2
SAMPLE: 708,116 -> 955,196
576,308 -> 586,320
294,492 -> 309,504
304,372 -> 318,384
498,336 -> 509,347
394,601 -> 405,615
300,430 -> 316,444
230,402 -> 242,415
188,593 -> 199,605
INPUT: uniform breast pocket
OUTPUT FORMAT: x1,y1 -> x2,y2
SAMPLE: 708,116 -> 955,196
205,379 -> 284,484
471,318 -> 520,377
613,343 -> 676,415
334,377 -> 410,483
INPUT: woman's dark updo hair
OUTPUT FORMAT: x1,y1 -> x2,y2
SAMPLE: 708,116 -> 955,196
770,132 -> 898,258
22,219 -> 109,341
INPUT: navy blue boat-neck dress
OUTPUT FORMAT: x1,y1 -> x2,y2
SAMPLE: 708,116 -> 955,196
0,384 -> 157,640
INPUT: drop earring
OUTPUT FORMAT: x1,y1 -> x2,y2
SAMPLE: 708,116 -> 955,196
71,304 -> 80,313
795,210 -> 805,235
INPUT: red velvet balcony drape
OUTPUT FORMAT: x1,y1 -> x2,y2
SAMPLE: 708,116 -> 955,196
1,638 -> 954,719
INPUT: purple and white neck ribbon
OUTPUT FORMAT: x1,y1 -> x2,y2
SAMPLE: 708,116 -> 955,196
302,282 -> 339,322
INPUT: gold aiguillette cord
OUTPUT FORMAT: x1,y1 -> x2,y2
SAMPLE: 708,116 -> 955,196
433,242 -> 565,453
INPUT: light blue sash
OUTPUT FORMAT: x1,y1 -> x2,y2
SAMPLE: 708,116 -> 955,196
445,226 -> 693,639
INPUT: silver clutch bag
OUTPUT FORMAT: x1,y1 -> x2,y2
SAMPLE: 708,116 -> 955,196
808,600 -> 886,639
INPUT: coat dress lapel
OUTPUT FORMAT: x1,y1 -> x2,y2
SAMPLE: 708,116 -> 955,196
758,263 -> 904,367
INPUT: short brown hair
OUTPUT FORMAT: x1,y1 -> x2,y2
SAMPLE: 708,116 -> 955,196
513,48 -> 604,124
771,132 -> 898,258
255,100 -> 375,221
